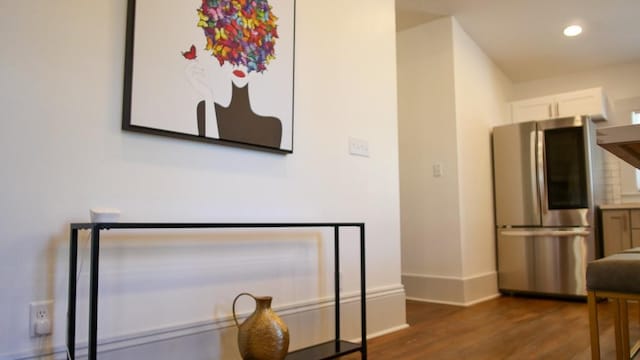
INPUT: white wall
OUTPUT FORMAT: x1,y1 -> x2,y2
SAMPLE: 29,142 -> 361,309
0,0 -> 406,358
451,19 -> 512,292
397,18 -> 462,279
397,17 -> 511,305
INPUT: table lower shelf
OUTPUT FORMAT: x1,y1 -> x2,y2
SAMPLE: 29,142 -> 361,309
286,340 -> 362,359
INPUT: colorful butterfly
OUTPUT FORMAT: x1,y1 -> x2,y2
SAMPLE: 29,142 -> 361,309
206,7 -> 224,21
215,28 -> 228,41
205,37 -> 214,51
225,23 -> 239,38
197,10 -> 209,27
182,44 -> 197,60
213,44 -> 231,58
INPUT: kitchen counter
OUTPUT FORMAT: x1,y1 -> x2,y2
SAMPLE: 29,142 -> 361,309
599,203 -> 640,210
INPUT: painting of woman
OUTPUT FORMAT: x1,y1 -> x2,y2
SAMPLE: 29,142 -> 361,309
123,0 -> 294,152
187,0 -> 284,148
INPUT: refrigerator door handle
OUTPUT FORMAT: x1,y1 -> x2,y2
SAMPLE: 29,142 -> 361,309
530,130 -> 541,221
501,230 -> 590,237
537,129 -> 547,215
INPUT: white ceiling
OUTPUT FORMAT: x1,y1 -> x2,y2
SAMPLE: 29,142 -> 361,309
395,0 -> 640,83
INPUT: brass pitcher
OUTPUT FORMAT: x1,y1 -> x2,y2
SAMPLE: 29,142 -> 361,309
232,293 -> 290,360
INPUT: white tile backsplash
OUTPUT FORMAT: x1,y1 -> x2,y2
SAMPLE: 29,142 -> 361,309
603,152 -> 622,204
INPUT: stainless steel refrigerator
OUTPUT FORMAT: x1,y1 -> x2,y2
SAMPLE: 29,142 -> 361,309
492,116 -> 604,297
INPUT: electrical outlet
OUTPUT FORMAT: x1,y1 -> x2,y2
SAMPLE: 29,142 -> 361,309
29,300 -> 53,337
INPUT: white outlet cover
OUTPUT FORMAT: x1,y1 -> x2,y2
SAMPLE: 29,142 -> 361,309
29,300 -> 53,337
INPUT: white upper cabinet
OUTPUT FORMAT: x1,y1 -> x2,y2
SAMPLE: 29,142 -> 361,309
510,87 -> 609,123
511,95 -> 556,123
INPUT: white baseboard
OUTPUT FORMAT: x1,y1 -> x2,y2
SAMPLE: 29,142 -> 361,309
406,293 -> 501,307
6,284 -> 406,360
402,271 -> 499,306
349,323 -> 410,343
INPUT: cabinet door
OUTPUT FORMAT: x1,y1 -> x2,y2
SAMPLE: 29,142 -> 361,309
630,209 -> 640,228
602,210 -> 631,256
511,96 -> 554,123
632,230 -> 640,249
555,88 -> 607,120
629,210 -> 640,248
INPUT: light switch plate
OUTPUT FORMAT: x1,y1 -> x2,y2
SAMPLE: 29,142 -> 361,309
349,137 -> 369,157
433,163 -> 443,177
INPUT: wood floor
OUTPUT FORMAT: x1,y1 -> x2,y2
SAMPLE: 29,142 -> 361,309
345,296 -> 640,359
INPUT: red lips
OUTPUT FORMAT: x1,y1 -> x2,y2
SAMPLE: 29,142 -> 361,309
233,70 -> 246,78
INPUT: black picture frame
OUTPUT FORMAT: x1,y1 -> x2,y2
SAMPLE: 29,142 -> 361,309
122,0 -> 295,154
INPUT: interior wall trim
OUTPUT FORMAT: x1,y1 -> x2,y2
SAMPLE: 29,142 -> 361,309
7,284 -> 406,360
402,271 -> 499,306
402,270 -> 496,282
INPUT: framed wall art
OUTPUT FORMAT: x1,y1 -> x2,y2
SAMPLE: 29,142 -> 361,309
122,0 -> 295,153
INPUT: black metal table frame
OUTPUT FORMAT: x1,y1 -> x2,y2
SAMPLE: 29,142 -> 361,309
66,222 -> 367,359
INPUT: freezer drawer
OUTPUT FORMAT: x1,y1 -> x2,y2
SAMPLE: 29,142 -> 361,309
497,228 -> 594,296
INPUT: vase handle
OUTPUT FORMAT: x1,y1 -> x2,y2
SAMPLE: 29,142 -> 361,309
232,292 -> 256,328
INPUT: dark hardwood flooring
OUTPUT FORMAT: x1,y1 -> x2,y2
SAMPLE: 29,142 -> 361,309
345,296 -> 639,359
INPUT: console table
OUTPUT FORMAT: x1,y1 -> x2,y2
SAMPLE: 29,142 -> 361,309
66,222 -> 367,359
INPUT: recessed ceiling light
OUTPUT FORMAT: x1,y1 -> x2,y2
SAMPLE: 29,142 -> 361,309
563,25 -> 583,37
